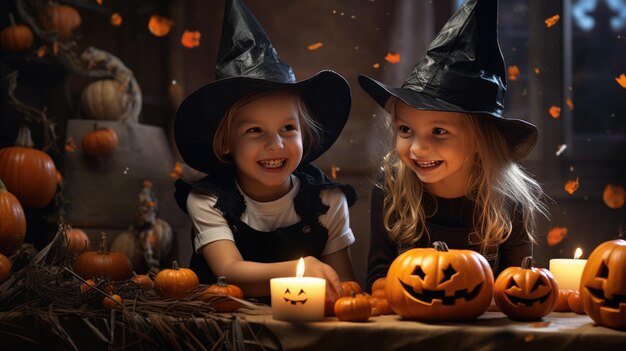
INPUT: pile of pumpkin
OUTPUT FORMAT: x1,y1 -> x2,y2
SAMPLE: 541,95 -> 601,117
329,240 -> 626,331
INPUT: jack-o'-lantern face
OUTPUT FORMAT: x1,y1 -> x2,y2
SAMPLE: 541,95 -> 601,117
385,242 -> 494,321
283,288 -> 308,305
494,256 -> 558,321
580,240 -> 626,330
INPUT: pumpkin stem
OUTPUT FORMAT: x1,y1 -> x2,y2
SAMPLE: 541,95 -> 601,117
98,232 -> 109,255
433,241 -> 449,252
216,276 -> 229,287
521,256 -> 535,269
350,290 -> 356,298
15,126 -> 35,148
172,260 -> 180,270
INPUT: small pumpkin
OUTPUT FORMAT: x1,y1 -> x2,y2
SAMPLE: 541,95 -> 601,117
334,291 -> 371,322
103,294 -> 123,310
64,227 -> 90,254
553,289 -> 574,312
80,278 -> 113,294
371,277 -> 386,292
580,239 -> 626,330
200,276 -> 244,312
0,179 -> 26,256
132,271 -> 153,290
154,261 -> 199,299
73,233 -> 133,281
567,290 -> 585,314
0,253 -> 11,282
494,256 -> 559,321
602,184 -> 625,209
41,4 -> 81,40
82,125 -> 118,157
385,241 -> 494,321
340,280 -> 362,297
81,79 -> 129,121
0,16 -> 33,53
370,289 -> 394,315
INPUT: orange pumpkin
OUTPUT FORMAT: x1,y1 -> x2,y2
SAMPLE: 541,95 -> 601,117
370,289 -> 394,315
73,233 -> 133,281
0,179 -> 26,256
567,290 -> 585,314
385,241 -> 494,321
200,276 -> 244,312
0,146 -> 58,208
553,289 -> 574,312
64,227 -> 90,254
82,126 -> 118,157
42,4 -> 81,40
340,280 -> 362,297
0,22 -> 33,52
602,184 -> 625,209
0,253 -> 11,282
154,261 -> 199,299
494,256 -> 558,321
371,277 -> 386,292
334,291 -> 371,322
103,294 -> 123,310
580,239 -> 626,330
80,79 -> 128,121
132,272 -> 154,290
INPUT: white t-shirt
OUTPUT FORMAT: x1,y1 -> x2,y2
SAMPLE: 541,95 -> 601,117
187,175 -> 355,256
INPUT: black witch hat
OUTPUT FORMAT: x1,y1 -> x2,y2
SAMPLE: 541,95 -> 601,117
174,0 -> 351,174
358,0 -> 537,160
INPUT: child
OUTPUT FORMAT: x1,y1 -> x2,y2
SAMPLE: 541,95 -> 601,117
360,0 -> 547,291
173,0 -> 356,300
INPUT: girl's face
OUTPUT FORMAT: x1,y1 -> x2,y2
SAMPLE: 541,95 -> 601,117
224,92 -> 303,202
394,100 -> 475,198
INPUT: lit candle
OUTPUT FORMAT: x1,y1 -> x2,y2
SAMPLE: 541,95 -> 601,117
270,258 -> 326,322
549,248 -> 588,291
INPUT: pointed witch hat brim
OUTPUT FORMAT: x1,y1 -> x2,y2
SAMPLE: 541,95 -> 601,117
174,0 -> 351,174
358,0 -> 537,160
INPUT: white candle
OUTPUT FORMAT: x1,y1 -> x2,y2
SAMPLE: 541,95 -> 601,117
549,248 -> 587,291
270,258 -> 326,322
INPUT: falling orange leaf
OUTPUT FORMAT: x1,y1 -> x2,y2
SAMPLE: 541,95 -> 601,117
547,227 -> 568,247
603,184 -> 625,209
148,15 -> 173,37
169,161 -> 183,178
564,177 -> 579,194
549,106 -> 561,118
65,137 -> 76,152
508,65 -> 520,81
307,42 -> 323,51
534,67 -> 541,75
373,63 -> 380,69
37,45 -> 47,57
111,13 -> 122,27
545,14 -> 560,28
331,165 -> 340,180
616,74 -> 626,88
384,52 -> 400,64
565,98 -> 574,110
181,30 -> 201,48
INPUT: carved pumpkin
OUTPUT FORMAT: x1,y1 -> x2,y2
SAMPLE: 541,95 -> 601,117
41,4 -> 81,40
385,241 -> 494,321
0,146 -> 58,208
602,184 -> 625,209
200,276 -> 244,312
0,253 -> 11,282
494,256 -> 558,321
73,233 -> 133,281
64,227 -> 90,255
580,239 -> 626,330
82,126 -> 118,157
0,23 -> 33,52
154,261 -> 199,299
0,179 -> 26,256
334,291 -> 371,322
81,79 -> 129,121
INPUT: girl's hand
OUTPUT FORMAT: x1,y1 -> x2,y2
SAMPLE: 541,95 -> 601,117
302,256 -> 342,301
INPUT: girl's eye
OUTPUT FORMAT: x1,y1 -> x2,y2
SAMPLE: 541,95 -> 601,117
282,124 -> 297,132
245,127 -> 261,133
432,128 -> 448,135
397,125 -> 412,135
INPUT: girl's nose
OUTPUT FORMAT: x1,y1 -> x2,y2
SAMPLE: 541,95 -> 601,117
265,132 -> 284,150
410,137 -> 429,155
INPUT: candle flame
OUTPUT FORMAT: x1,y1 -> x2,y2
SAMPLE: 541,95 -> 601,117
296,257 -> 305,278
574,248 -> 583,259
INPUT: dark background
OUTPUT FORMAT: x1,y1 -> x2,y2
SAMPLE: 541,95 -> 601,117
1,0 -> 624,286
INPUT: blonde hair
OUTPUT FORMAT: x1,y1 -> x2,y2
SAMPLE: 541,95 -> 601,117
213,89 -> 321,164
380,97 -> 547,252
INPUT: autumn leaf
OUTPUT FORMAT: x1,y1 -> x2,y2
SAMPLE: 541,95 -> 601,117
603,184 -> 625,209
331,165 -> 340,180
384,52 -> 400,64
549,106 -> 561,118
307,42 -> 323,51
547,227 -> 568,247
564,178 -> 579,194
508,65 -> 520,81
372,63 -> 380,69
616,74 -> 626,88
545,14 -> 560,28
148,15 -> 173,37
181,30 -> 201,48
111,13 -> 122,27
565,98 -> 574,110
